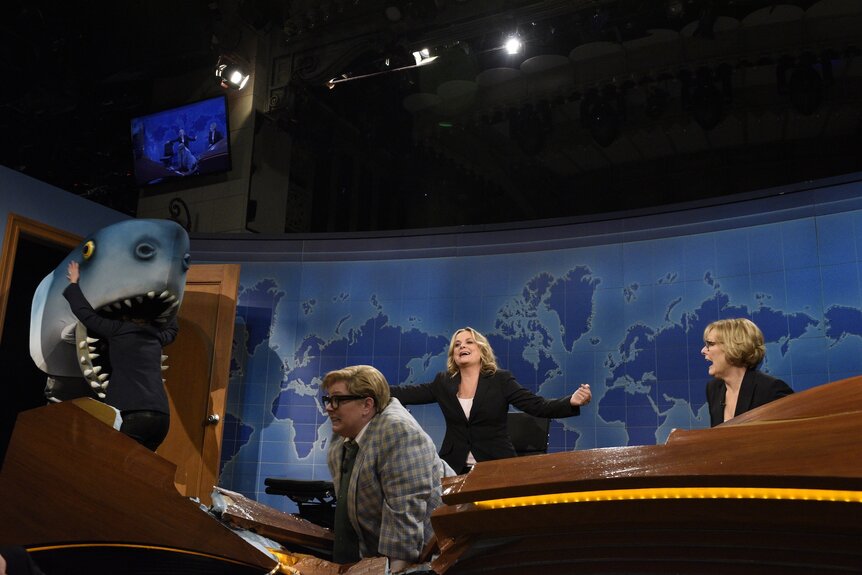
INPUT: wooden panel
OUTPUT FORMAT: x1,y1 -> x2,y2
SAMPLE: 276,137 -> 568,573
158,263 -> 240,506
215,487 -> 334,554
0,399 -> 276,572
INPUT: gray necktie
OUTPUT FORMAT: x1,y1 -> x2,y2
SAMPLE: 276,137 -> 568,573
332,440 -> 361,563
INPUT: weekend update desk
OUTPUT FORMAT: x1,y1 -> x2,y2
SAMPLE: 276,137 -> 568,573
2,376 -> 860,574
430,375 -> 862,574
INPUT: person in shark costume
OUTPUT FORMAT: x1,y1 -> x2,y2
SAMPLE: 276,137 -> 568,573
30,219 -> 190,450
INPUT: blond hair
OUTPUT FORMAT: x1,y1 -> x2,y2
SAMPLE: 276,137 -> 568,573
703,318 -> 765,369
446,327 -> 498,376
322,365 -> 391,413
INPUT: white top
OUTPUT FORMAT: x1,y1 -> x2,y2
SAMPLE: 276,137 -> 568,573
458,396 -> 477,466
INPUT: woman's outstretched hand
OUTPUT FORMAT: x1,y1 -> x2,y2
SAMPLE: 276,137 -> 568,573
570,383 -> 592,407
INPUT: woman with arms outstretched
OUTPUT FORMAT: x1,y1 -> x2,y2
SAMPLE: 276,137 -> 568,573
390,327 -> 591,474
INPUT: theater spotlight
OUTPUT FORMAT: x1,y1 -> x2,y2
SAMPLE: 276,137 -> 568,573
326,48 -> 438,89
412,48 -> 433,65
215,54 -> 251,90
505,36 -> 523,55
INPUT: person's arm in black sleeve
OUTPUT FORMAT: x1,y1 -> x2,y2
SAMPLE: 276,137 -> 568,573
389,377 -> 439,405
62,278 -> 122,338
158,316 -> 179,346
503,371 -> 581,418
769,377 -> 794,400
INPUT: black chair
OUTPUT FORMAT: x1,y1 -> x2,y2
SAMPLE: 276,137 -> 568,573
160,141 -> 175,167
506,412 -> 550,456
263,478 -> 336,529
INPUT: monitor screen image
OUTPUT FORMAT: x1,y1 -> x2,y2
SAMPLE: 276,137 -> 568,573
130,95 -> 231,186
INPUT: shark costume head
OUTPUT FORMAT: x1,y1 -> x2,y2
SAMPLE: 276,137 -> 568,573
30,219 -> 190,402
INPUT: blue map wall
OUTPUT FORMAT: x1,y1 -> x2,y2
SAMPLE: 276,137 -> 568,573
208,176 -> 862,513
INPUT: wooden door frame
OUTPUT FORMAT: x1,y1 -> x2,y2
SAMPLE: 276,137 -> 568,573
0,213 -> 82,346
180,263 -> 240,504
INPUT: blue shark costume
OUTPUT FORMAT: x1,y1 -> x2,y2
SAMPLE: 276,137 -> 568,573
30,219 -> 190,449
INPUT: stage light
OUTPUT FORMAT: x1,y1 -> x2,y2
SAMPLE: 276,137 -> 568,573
215,54 -> 251,90
325,48 -> 437,89
505,36 -> 522,55
412,48 -> 432,65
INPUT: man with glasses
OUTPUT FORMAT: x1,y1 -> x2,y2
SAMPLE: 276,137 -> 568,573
322,365 -> 453,571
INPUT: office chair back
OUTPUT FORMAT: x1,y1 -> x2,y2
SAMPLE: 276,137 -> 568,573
506,412 -> 550,456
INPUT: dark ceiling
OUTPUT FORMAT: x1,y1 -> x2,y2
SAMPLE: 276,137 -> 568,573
0,0 -> 217,215
2,0 -> 861,231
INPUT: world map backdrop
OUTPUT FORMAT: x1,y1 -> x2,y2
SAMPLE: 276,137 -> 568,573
215,181 -> 862,513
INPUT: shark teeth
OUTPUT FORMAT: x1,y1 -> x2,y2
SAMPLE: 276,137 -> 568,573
75,322 -> 113,402
99,290 -> 181,324
73,289 -> 177,403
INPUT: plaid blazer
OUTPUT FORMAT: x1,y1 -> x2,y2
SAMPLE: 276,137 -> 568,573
328,398 -> 452,562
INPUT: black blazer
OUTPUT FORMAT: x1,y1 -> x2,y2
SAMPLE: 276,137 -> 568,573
63,283 -> 178,414
390,369 -> 579,472
706,369 -> 793,427
169,134 -> 196,149
208,129 -> 223,146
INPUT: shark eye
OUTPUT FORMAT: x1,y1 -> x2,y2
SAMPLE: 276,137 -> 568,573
136,242 -> 157,259
182,253 -> 191,271
82,241 -> 96,260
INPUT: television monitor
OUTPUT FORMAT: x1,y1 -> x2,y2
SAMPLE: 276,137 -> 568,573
130,95 -> 231,186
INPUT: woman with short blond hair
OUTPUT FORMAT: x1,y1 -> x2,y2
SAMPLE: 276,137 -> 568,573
702,318 -> 793,427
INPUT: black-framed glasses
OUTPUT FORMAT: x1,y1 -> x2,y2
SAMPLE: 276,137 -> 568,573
321,394 -> 367,409
704,340 -> 719,350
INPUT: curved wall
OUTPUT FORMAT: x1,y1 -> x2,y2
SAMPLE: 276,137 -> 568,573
192,172 -> 862,512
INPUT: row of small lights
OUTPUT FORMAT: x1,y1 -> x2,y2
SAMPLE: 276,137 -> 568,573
472,486 -> 862,510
